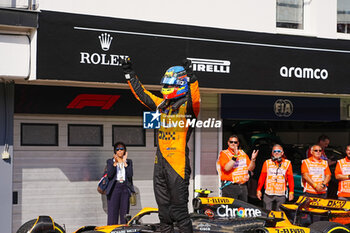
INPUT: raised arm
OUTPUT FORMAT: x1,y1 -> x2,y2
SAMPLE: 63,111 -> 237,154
121,58 -> 163,110
183,59 -> 200,118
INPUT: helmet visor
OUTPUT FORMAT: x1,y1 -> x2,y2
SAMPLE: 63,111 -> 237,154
161,76 -> 179,85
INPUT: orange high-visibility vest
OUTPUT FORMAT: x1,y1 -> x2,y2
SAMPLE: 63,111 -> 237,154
337,158 -> 350,197
218,149 -> 250,184
302,158 -> 328,194
265,159 -> 291,196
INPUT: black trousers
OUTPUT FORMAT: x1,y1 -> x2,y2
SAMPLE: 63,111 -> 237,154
107,182 -> 129,225
221,182 -> 248,202
263,194 -> 286,211
303,192 -> 327,223
153,154 -> 192,233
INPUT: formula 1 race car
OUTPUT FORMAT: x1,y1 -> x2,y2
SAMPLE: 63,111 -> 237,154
17,189 -> 350,233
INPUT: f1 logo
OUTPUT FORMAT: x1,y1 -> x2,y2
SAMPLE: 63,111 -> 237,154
67,94 -> 120,110
143,111 -> 161,129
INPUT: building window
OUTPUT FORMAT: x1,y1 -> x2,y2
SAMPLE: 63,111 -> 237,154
112,125 -> 145,146
337,0 -> 350,33
21,123 -> 58,146
68,124 -> 103,146
276,0 -> 304,29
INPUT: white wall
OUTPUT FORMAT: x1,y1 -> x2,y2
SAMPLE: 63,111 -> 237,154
39,0 -> 276,33
38,0 -> 349,40
0,35 -> 30,80
196,93 -> 221,196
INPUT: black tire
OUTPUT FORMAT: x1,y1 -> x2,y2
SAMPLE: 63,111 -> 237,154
16,219 -> 65,233
309,221 -> 350,233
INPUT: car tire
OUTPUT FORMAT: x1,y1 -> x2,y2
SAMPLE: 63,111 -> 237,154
16,219 -> 65,233
309,221 -> 350,233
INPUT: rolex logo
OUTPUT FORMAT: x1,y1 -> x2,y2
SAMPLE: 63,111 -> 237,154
98,33 -> 113,51
80,32 -> 129,66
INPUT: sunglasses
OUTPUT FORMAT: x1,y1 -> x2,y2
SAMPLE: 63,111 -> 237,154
313,149 -> 322,152
229,141 -> 238,144
273,150 -> 282,153
115,148 -> 125,151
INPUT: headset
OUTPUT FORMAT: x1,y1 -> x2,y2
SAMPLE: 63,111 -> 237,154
272,156 -> 283,183
271,156 -> 282,163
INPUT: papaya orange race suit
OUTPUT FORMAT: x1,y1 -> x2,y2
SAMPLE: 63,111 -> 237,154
127,72 -> 200,232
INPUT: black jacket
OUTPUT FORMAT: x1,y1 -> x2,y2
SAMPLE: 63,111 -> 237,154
106,158 -> 135,196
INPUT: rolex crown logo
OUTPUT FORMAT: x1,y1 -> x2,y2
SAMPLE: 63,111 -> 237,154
98,33 -> 113,51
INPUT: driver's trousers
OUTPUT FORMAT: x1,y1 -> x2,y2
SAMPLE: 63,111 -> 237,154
154,150 -> 193,233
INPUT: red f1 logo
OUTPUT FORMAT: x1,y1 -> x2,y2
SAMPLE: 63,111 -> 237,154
67,94 -> 120,110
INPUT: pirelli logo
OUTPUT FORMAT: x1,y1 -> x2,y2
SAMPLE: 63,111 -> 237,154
199,197 -> 233,205
187,58 -> 231,74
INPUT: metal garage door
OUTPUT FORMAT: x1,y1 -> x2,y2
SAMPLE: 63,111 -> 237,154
12,114 -> 194,233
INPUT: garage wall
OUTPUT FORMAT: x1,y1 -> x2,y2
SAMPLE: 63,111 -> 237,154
197,93 -> 221,196
13,114 -> 194,233
0,82 -> 14,233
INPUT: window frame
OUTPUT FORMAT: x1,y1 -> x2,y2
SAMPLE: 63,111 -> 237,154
276,0 -> 304,30
337,0 -> 350,34
112,125 -> 146,147
67,124 -> 104,147
20,123 -> 59,146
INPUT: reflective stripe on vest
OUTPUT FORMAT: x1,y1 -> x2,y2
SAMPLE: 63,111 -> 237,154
265,159 -> 290,196
222,149 -> 249,184
303,158 -> 328,194
338,158 -> 350,195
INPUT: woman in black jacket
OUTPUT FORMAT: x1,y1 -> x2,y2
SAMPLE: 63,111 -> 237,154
106,142 -> 134,225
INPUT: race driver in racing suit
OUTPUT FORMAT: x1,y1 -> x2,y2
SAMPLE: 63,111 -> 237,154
121,58 -> 200,233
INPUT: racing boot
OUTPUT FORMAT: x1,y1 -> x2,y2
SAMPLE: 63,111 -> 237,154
160,222 -> 175,233
177,217 -> 193,233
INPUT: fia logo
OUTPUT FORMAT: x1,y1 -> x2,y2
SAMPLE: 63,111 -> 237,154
143,110 -> 161,129
274,99 -> 293,117
98,33 -> 113,51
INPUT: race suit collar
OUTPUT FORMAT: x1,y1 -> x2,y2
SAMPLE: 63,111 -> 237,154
158,96 -> 187,111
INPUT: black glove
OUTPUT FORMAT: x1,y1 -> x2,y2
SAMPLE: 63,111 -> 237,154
120,57 -> 134,80
182,58 -> 196,83
182,59 -> 193,73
